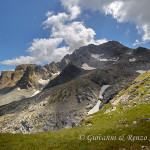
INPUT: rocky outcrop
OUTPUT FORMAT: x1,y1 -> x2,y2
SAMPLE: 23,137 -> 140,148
0,63 -> 60,90
0,41 -> 150,133
103,71 -> 150,115
0,64 -> 139,133
0,75 -> 100,133
0,63 -> 61,106
0,70 -> 24,90
110,70 -> 150,106
16,66 -> 36,89
44,63 -> 87,90
15,64 -> 36,72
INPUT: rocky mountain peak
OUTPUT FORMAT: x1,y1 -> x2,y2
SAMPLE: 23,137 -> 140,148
44,63 -> 86,90
0,70 -> 24,90
0,41 -> 150,135
16,66 -> 35,89
15,64 -> 36,72
132,47 -> 150,61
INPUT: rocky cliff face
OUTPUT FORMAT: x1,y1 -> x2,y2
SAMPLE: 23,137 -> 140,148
0,70 -> 24,90
103,71 -> 150,116
0,41 -> 150,133
0,64 -> 142,133
0,74 -> 100,133
44,63 -> 87,90
16,66 -> 36,89
57,41 -> 131,69
0,62 -> 60,90
0,62 -> 60,106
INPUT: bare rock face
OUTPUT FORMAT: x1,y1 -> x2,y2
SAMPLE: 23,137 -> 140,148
0,64 -> 37,90
0,62 -> 60,90
0,41 -> 150,133
0,70 -> 24,90
0,75 -> 100,133
44,64 -> 87,90
0,63 -> 138,133
16,66 -> 36,89
15,64 -> 36,72
0,63 -> 61,106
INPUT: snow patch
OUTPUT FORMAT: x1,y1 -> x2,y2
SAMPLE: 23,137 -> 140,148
91,54 -> 104,59
99,85 -> 110,99
32,90 -> 40,97
129,58 -> 136,62
91,53 -> 119,62
136,70 -> 147,74
88,100 -> 101,115
52,71 -> 60,76
81,63 -> 96,70
88,85 -> 110,115
99,58 -> 109,61
17,88 -> 21,91
126,52 -> 132,55
110,57 -> 119,62
38,79 -> 50,85
91,53 -> 109,61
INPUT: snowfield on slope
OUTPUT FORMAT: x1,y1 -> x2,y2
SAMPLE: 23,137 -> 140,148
81,63 -> 96,70
32,90 -> 41,97
38,79 -> 50,85
88,85 -> 110,115
91,53 -> 119,62
129,58 -> 136,62
136,70 -> 147,74
52,71 -> 60,76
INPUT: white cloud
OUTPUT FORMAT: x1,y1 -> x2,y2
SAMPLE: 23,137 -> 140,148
1,38 -> 70,65
103,1 -> 125,22
51,21 -> 107,50
133,39 -> 146,47
61,0 -> 150,44
43,4 -> 107,51
125,29 -> 130,35
142,24 -> 150,41
69,5 -> 81,20
1,0 -> 150,66
1,56 -> 35,66
101,0 -> 150,43
1,0 -> 108,66
43,12 -> 69,28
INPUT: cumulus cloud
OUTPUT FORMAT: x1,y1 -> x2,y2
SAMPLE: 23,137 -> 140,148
1,0 -> 107,66
1,0 -> 150,66
133,39 -> 141,47
101,0 -> 150,44
2,56 -> 35,66
61,0 -> 150,45
1,38 -> 70,65
60,0 -> 80,20
43,12 -> 69,28
43,6 -> 107,51
50,21 -> 107,50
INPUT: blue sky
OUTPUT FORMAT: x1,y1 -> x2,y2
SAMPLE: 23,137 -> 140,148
0,0 -> 150,73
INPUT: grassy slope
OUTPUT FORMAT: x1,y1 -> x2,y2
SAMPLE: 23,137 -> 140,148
0,72 -> 150,150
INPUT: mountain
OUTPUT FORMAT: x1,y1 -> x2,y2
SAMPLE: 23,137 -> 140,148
57,41 -> 130,70
0,41 -> 150,135
0,63 -> 60,106
44,63 -> 88,90
0,71 -> 149,150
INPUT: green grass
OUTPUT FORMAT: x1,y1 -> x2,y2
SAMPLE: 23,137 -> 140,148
0,71 -> 150,150
0,103 -> 149,150
118,71 -> 150,97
